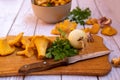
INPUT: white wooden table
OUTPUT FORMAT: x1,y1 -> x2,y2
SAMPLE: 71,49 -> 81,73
0,0 -> 120,80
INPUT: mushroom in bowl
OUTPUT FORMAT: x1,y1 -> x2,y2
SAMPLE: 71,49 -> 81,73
31,0 -> 72,23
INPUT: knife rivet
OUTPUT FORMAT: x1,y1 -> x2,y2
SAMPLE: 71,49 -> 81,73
24,65 -> 28,68
43,61 -> 47,64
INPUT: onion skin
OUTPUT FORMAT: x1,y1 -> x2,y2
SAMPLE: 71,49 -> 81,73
68,29 -> 87,49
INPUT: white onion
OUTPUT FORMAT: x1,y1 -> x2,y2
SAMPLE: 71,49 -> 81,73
68,29 -> 87,49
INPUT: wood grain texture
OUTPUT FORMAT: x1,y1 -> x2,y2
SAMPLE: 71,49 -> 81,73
94,0 -> 120,80
98,0 -> 120,24
25,0 -> 83,80
62,76 -> 98,80
77,0 -> 120,80
0,77 -> 23,80
76,0 -> 102,79
0,0 -> 24,37
21,0 -> 79,80
94,0 -> 120,31
0,0 -> 24,80
95,0 -> 120,46
62,0 -> 99,79
78,0 -> 101,18
0,35 -> 111,76
8,0 -> 37,36
96,35 -> 120,80
24,75 -> 61,80
0,0 -> 120,80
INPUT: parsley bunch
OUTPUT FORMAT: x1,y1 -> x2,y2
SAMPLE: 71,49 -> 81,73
46,37 -> 78,61
67,7 -> 91,25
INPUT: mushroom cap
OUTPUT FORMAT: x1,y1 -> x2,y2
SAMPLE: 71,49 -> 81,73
0,38 -> 15,56
33,36 -> 51,59
8,32 -> 24,46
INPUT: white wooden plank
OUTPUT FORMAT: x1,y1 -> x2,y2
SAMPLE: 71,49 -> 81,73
71,0 -> 78,10
0,0 -> 36,80
25,75 -> 61,80
62,0 -> 99,80
94,0 -> 120,31
95,0 -> 120,48
34,0 -> 78,36
23,0 -> 61,80
8,0 -> 37,36
99,35 -> 120,61
97,35 -> 120,80
35,20 -> 55,36
6,1 -> 37,80
0,0 -> 24,80
94,0 -> 120,80
62,76 -> 97,80
78,0 -> 120,80
95,0 -> 120,57
111,22 -> 120,48
77,0 -> 101,18
0,0 -> 24,37
99,0 -> 120,24
24,22 -> 61,80
24,17 -> 61,80
0,77 -> 23,80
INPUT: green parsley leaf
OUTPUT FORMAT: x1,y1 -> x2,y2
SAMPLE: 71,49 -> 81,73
67,7 -> 91,25
46,37 -> 78,61
57,28 -> 66,38
47,2 -> 52,7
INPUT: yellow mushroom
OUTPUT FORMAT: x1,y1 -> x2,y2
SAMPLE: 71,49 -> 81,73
86,18 -> 98,25
33,36 -> 51,59
0,38 -> 15,56
101,26 -> 117,36
20,37 -> 31,49
90,23 -> 100,34
16,46 -> 34,57
8,32 -> 24,47
51,20 -> 77,35
16,37 -> 35,57
82,27 -> 90,33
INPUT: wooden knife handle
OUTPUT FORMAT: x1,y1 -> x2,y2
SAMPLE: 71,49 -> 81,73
19,58 -> 68,74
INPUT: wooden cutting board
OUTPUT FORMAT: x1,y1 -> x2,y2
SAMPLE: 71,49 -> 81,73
0,35 -> 111,76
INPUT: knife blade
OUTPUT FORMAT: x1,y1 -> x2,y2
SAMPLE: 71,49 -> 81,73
18,50 -> 110,74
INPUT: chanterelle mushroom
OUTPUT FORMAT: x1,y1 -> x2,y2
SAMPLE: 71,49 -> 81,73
33,36 -> 51,59
8,32 -> 24,47
0,38 -> 15,56
16,37 -> 34,57
16,46 -> 34,57
111,57 -> 120,67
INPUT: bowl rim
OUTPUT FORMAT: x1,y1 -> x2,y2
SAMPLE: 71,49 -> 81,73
31,0 -> 72,8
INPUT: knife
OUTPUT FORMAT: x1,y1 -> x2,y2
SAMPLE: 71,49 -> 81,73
19,50 -> 111,74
